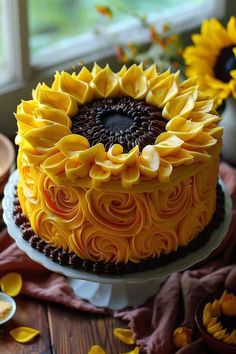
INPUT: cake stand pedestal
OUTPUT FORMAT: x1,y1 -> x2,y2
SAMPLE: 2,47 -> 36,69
2,171 -> 232,310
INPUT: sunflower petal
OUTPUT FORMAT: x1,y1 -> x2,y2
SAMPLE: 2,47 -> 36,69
10,327 -> 40,343
0,273 -> 23,297
113,328 -> 135,345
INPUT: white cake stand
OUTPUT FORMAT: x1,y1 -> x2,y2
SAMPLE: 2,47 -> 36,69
2,171 -> 232,310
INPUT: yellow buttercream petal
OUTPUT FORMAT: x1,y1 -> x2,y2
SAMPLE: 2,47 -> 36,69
163,92 -> 195,119
107,145 -> 139,165
17,100 -> 38,115
148,68 -> 171,89
56,134 -> 90,158
90,164 -> 111,183
0,272 -> 23,297
91,63 -> 102,77
146,74 -> 178,108
193,99 -> 214,113
163,149 -> 193,166
43,152 -> 67,175
113,328 -> 135,345
34,106 -> 72,128
166,117 -> 204,141
144,64 -> 158,80
155,133 -> 183,157
65,159 -> 91,179
137,145 -> 160,177
120,64 -> 147,99
10,327 -> 40,343
77,66 -> 93,83
35,85 -> 78,116
95,158 -> 124,175
88,345 -> 106,354
117,65 -> 127,77
184,132 -> 216,150
159,159 -> 173,182
91,64 -> 119,98
23,124 -> 71,151
121,166 -> 140,188
58,71 -> 93,104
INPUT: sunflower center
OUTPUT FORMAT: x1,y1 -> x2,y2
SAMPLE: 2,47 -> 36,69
72,97 -> 166,152
214,45 -> 236,83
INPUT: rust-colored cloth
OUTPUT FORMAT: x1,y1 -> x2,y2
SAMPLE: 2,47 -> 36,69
0,162 -> 236,354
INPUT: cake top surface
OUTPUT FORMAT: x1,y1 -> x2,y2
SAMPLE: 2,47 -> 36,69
15,63 -> 222,191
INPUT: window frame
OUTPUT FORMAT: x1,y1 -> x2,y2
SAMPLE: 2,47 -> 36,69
0,0 -> 226,138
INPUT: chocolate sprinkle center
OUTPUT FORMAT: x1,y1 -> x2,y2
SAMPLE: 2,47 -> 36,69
72,97 -> 166,152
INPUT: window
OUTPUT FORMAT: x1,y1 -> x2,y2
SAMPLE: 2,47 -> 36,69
0,0 -> 225,137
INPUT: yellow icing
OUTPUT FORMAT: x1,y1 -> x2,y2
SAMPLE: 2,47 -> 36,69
16,63 -> 222,264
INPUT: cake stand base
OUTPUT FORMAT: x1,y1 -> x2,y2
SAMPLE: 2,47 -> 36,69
2,171 -> 232,310
68,278 -> 163,309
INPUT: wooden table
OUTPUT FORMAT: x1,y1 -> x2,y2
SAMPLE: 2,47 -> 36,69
0,295 -> 218,354
0,295 -> 131,354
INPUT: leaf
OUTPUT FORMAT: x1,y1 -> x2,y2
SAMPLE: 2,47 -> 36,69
10,327 -> 40,343
95,5 -> 112,19
0,272 -> 23,297
88,345 -> 106,354
113,328 -> 134,345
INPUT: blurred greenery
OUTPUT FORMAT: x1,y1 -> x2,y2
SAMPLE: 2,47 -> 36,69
28,0 -> 201,56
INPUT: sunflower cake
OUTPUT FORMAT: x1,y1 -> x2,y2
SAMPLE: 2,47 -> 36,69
13,63 -> 224,273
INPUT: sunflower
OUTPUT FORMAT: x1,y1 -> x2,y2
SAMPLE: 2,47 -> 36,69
184,17 -> 236,107
16,63 -> 221,190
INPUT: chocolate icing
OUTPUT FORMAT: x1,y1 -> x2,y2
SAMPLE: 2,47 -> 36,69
12,184 -> 225,274
72,97 -> 166,152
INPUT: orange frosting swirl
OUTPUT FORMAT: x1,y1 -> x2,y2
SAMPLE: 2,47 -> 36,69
83,189 -> 152,236
147,179 -> 193,225
131,226 -> 178,260
31,209 -> 71,251
38,172 -> 84,229
70,223 -> 130,263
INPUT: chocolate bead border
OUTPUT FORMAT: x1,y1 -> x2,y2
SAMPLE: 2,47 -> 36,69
13,184 -> 225,274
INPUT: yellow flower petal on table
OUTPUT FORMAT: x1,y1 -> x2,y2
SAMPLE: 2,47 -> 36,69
120,64 -> 147,100
0,272 -> 22,297
10,327 -> 40,343
120,347 -> 140,354
173,327 -> 192,349
88,345 -> 106,354
91,65 -> 119,98
113,328 -> 135,345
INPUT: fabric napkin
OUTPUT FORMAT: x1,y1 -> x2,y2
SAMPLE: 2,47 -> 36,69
0,161 -> 236,354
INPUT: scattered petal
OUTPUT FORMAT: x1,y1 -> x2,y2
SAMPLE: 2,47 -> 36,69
0,273 -> 23,297
113,328 -> 134,345
10,327 -> 40,343
88,345 -> 106,354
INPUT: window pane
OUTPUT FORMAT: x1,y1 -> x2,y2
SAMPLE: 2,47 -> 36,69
0,0 -> 10,83
28,0 -> 205,62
